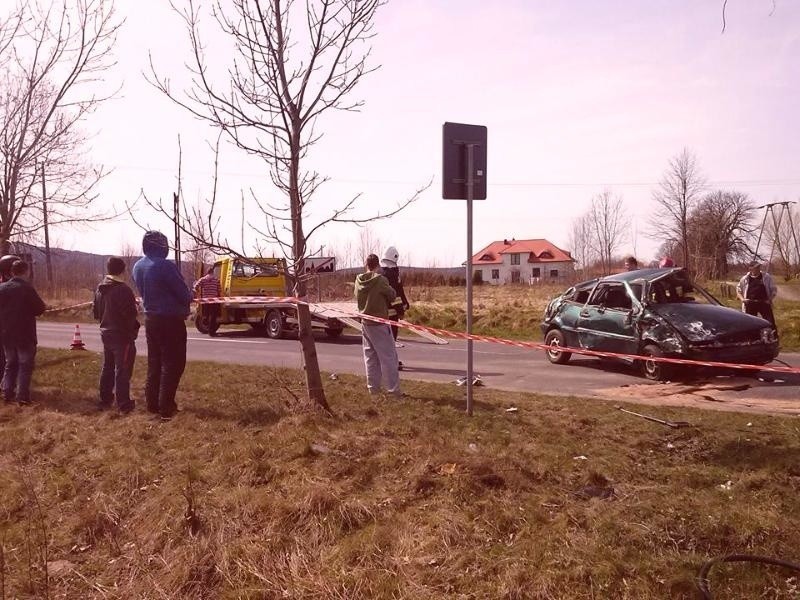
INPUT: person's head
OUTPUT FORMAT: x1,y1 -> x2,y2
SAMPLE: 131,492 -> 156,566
11,260 -> 28,277
623,255 -> 639,271
380,245 -> 399,268
659,256 -> 675,268
748,260 -> 762,276
206,265 -> 216,276
365,253 -> 380,272
0,254 -> 20,278
141,230 -> 169,259
107,256 -> 126,276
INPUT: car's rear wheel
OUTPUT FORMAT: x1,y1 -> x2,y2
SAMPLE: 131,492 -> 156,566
641,343 -> 671,381
545,329 -> 571,365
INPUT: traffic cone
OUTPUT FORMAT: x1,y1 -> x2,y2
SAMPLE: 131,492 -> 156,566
70,324 -> 86,350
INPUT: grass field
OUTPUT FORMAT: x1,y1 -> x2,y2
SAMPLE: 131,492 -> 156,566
1,349 -> 799,598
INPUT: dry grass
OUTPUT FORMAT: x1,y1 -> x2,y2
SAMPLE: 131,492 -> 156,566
0,349 -> 799,598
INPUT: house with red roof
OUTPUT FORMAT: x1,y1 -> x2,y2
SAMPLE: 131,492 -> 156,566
471,238 -> 575,284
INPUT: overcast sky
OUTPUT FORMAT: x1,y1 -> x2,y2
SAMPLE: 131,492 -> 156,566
62,0 -> 800,267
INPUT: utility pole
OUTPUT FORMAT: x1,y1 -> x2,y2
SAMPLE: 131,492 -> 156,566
40,163 -> 53,287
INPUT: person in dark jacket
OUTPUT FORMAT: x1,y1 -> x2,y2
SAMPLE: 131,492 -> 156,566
0,260 -> 45,405
0,253 -> 20,386
93,257 -> 140,413
132,231 -> 193,421
379,246 -> 410,369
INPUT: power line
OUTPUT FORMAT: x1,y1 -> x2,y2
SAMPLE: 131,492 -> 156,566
107,163 -> 800,189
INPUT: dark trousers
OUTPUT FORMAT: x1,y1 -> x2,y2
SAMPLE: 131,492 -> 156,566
144,316 -> 187,417
388,315 -> 399,341
744,301 -> 776,328
202,303 -> 221,335
2,342 -> 37,403
99,340 -> 137,411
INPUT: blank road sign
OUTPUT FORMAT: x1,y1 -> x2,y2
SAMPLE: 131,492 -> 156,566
442,122 -> 487,200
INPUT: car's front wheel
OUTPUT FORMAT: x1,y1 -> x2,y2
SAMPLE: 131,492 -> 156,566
545,329 -> 571,365
641,343 -> 672,381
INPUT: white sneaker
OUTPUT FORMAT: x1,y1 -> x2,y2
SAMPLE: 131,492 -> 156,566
395,341 -> 405,348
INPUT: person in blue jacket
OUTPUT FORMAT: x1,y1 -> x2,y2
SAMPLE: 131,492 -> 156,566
132,231 -> 192,421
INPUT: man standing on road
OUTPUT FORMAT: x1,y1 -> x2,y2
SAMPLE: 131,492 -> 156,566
355,253 -> 402,397
0,260 -> 46,405
132,231 -> 193,421
193,265 -> 222,336
623,255 -> 639,271
736,260 -> 778,328
93,257 -> 140,414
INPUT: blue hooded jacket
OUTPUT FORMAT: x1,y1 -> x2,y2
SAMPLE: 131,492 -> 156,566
132,231 -> 192,317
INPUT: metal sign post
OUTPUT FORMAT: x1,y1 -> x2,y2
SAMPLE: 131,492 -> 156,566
443,122 -> 487,417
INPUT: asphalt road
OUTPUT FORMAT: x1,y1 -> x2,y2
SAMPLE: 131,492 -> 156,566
37,321 -> 800,415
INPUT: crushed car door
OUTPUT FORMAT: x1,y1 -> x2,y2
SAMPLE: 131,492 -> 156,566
576,283 -> 638,354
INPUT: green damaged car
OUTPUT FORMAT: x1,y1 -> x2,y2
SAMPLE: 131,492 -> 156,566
541,267 -> 779,381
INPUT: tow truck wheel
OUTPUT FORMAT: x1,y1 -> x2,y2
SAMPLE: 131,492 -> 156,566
641,343 -> 671,381
194,312 -> 210,335
544,329 -> 571,365
265,310 -> 284,339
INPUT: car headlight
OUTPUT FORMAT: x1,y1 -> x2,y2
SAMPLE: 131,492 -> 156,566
760,328 -> 778,343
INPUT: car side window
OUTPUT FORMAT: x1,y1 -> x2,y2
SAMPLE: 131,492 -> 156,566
589,284 -> 631,310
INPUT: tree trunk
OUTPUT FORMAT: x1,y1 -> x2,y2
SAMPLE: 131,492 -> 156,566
289,125 -> 330,413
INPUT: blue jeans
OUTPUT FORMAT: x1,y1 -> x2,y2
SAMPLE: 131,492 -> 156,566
99,341 -> 137,411
2,342 -> 37,403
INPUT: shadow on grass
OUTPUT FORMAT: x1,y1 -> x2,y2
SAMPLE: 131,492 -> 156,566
36,354 -> 94,370
184,403 -> 284,426
709,439 -> 799,471
403,391 -> 499,414
34,388 -> 98,415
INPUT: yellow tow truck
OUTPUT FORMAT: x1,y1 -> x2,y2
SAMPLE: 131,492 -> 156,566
194,256 -> 346,339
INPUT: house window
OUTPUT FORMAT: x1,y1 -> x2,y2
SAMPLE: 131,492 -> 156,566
510,254 -> 520,265
474,269 -> 483,282
550,269 -> 559,278
511,270 -> 521,283
532,267 -> 541,278
491,269 -> 500,280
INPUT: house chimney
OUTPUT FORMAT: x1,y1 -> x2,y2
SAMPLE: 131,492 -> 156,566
503,238 -> 509,245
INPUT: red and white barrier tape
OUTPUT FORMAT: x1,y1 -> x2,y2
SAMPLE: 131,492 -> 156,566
44,301 -> 94,314
308,301 -> 800,376
87,293 -> 799,375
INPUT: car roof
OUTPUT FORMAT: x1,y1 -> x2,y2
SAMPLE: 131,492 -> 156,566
572,267 -> 684,288
599,267 -> 683,283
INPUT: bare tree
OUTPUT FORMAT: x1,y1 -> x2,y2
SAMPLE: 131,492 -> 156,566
650,148 -> 706,274
686,190 -> 755,279
0,0 -> 121,254
147,0 -> 426,411
587,190 -> 628,275
567,213 -> 594,277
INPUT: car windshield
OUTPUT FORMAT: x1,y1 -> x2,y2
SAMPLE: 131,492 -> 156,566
233,262 -> 280,277
646,273 -> 717,305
